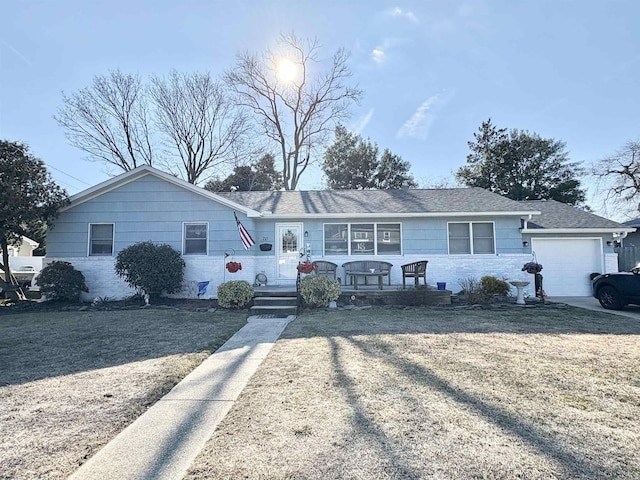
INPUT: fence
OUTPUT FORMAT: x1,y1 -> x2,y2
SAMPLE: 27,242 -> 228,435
615,246 -> 640,271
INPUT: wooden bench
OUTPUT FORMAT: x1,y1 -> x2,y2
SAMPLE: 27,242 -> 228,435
342,261 -> 393,288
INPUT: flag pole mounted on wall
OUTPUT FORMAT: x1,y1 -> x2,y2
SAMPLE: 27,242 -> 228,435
234,212 -> 255,250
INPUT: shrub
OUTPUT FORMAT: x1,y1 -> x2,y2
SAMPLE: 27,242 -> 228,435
458,277 -> 485,304
217,280 -> 254,309
37,261 -> 88,302
480,276 -> 511,297
114,241 -> 185,299
300,275 -> 341,307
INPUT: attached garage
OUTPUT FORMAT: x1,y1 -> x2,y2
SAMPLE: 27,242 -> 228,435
531,238 -> 603,296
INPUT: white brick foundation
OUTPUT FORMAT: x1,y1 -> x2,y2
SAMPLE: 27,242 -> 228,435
47,253 -> 554,301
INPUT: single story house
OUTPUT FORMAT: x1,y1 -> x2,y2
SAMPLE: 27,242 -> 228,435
45,166 -> 633,300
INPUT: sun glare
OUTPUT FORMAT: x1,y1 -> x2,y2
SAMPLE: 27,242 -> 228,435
277,58 -> 297,82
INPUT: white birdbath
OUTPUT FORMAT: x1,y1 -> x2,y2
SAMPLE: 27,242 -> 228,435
510,281 -> 530,305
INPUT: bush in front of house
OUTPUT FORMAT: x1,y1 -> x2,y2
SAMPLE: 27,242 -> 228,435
300,275 -> 341,308
459,276 -> 512,304
480,276 -> 511,297
37,261 -> 89,302
114,241 -> 185,299
217,280 -> 254,309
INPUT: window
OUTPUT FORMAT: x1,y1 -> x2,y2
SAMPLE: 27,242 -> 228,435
324,223 -> 401,255
448,222 -> 495,254
183,223 -> 208,255
89,224 -> 114,256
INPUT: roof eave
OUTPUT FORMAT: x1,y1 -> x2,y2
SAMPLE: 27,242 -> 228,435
261,210 -> 541,218
522,228 -> 636,234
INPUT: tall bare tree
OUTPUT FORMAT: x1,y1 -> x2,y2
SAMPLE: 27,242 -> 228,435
592,140 -> 640,216
55,70 -> 154,171
225,33 -> 362,190
149,70 -> 249,184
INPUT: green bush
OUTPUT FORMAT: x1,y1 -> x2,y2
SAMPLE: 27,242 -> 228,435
300,275 -> 341,308
114,241 -> 185,299
37,261 -> 88,302
217,280 -> 254,309
480,275 -> 511,297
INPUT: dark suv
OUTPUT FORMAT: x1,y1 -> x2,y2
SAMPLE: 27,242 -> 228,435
592,268 -> 640,310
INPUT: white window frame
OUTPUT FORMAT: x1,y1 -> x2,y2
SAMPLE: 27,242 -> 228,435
447,221 -> 496,255
182,222 -> 209,256
323,222 -> 403,256
88,223 -> 114,256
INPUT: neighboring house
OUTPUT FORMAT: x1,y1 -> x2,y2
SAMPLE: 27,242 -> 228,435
45,166 -> 634,300
622,218 -> 640,246
0,236 -> 43,287
1,236 -> 43,271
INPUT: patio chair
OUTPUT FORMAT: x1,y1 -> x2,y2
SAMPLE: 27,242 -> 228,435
401,260 -> 428,288
313,260 -> 338,280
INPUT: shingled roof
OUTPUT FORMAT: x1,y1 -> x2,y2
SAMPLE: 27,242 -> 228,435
219,188 -> 538,216
521,199 -> 631,230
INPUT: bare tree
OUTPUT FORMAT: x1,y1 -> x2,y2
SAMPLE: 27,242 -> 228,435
55,70 -> 154,171
225,33 -> 363,190
593,141 -> 640,216
149,70 -> 249,184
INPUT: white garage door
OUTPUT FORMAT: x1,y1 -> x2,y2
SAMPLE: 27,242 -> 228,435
531,238 -> 603,296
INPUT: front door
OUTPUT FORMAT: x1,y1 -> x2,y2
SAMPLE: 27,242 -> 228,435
276,223 -> 303,282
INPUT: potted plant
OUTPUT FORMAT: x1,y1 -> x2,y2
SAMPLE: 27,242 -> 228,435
522,261 -> 543,274
226,261 -> 242,273
297,261 -> 317,274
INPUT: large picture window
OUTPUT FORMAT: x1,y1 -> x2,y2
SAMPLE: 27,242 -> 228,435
448,222 -> 495,254
89,223 -> 114,256
183,223 -> 208,255
324,223 -> 401,255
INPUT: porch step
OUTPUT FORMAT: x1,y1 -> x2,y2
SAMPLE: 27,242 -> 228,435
251,295 -> 298,316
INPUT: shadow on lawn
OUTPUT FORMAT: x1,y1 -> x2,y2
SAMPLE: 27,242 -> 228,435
284,305 -> 640,340
0,309 -> 247,387
338,334 -> 613,479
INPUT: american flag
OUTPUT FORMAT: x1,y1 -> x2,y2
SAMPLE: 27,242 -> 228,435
234,212 -> 255,250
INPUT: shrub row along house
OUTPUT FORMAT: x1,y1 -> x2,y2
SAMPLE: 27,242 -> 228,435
45,166 -> 634,300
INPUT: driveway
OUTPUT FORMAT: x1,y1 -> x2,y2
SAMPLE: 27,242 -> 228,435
551,296 -> 640,319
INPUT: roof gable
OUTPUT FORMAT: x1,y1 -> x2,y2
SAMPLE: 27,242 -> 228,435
63,166 -> 260,216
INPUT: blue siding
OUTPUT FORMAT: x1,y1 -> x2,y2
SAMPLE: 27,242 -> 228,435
48,176 -> 253,257
48,174 -> 528,259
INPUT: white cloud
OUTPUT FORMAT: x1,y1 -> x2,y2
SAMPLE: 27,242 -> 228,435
388,7 -> 419,23
396,92 -> 454,140
371,48 -> 386,64
351,109 -> 374,135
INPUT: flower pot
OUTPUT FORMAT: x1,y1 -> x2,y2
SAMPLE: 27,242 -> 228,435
437,282 -> 446,290
226,261 -> 242,273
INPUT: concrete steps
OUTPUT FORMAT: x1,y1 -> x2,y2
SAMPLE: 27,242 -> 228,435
251,288 -> 298,316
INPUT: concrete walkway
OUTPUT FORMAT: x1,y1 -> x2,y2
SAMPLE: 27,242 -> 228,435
550,296 -> 640,319
70,315 -> 294,480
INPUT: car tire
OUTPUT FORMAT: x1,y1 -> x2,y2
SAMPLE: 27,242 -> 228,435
598,286 -> 625,310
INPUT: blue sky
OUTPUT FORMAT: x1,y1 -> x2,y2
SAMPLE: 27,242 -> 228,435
1,1 -> 639,217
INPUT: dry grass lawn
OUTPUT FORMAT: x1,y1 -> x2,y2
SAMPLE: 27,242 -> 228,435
0,307 -> 246,480
187,305 -> 640,480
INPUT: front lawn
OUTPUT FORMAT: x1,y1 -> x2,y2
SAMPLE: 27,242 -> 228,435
187,305 -> 640,480
0,307 -> 247,480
